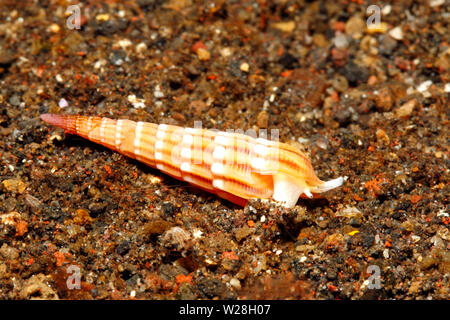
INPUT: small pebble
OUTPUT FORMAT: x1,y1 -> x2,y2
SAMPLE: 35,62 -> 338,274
240,62 -> 249,72
2,179 -> 27,194
128,94 -> 146,108
417,80 -> 432,94
382,5 -> 392,15
333,32 -> 348,49
58,98 -> 68,108
96,13 -> 110,21
395,99 -> 417,117
389,26 -> 403,40
48,23 -> 60,33
345,16 -> 365,39
271,21 -> 295,33
196,48 -> 210,61
9,95 -> 20,106
154,85 -> 165,98
445,83 -> 450,93
136,42 -> 147,54
256,110 -> 268,128
429,0 -> 445,7
229,278 -> 241,290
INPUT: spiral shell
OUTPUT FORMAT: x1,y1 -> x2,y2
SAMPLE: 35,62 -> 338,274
40,114 -> 343,207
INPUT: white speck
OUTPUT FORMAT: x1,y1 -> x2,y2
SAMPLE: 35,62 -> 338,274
192,229 -> 203,239
94,59 -> 107,69
260,215 -> 266,223
437,209 -> 448,217
269,94 -> 275,102
333,32 -> 348,48
417,80 -> 432,93
444,83 -> 450,93
382,4 -> 392,15
58,98 -> 68,108
240,62 -> 249,72
429,0 -> 445,7
362,280 -> 369,289
383,249 -> 390,259
388,26 -> 403,40
130,290 -> 136,298
220,47 -> 232,57
8,165 -> 14,172
229,278 -> 241,290
127,94 -> 146,109
297,137 -> 309,144
136,42 -> 147,54
275,249 -> 282,255
154,85 -> 164,98
55,74 -> 63,83
117,38 -> 132,49
299,256 -> 307,263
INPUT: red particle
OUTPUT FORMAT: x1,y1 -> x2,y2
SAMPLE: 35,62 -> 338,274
281,70 -> 292,78
330,90 -> 339,102
222,251 -> 239,261
327,284 -> 338,292
410,194 -> 422,204
54,251 -> 66,267
15,220 -> 28,237
333,21 -> 346,32
192,41 -> 206,53
176,273 -> 193,285
104,164 -> 112,175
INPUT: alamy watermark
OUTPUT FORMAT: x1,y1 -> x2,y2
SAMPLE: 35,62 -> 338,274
66,265 -> 81,290
366,265 -> 382,289
66,5 -> 81,30
366,5 -> 382,28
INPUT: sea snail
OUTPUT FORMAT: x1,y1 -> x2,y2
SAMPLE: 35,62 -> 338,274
41,114 -> 343,208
